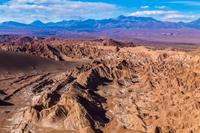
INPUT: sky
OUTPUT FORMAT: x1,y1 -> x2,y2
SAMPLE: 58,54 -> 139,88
0,0 -> 200,23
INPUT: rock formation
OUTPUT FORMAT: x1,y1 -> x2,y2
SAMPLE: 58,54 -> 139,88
0,36 -> 200,133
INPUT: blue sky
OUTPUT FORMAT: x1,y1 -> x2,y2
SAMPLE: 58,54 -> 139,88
0,0 -> 200,23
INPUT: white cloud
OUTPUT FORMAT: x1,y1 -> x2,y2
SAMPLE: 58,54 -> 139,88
155,6 -> 167,9
168,1 -> 200,6
0,0 -> 121,23
163,14 -> 196,21
130,10 -> 177,16
141,6 -> 149,9
130,10 -> 198,22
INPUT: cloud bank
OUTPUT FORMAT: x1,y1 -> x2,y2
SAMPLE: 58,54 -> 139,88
0,0 -> 199,23
0,0 -> 121,23
130,10 -> 197,22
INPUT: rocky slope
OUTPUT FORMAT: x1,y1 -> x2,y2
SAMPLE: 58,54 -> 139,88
0,36 -> 200,133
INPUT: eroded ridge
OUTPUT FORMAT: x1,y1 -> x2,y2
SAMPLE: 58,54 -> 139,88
0,37 -> 200,133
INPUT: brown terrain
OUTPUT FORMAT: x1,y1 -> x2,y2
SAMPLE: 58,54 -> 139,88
0,35 -> 200,133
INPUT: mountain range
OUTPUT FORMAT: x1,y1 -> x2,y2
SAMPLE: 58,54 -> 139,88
1,15 -> 200,43
1,15 -> 200,31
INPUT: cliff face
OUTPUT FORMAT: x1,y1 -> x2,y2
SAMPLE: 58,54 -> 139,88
0,37 -> 200,133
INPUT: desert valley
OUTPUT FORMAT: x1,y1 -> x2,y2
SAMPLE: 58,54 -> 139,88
0,35 -> 200,133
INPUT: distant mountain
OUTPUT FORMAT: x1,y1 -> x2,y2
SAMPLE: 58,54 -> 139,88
0,15 -> 200,37
187,18 -> 200,29
30,20 -> 45,27
42,16 -> 184,30
0,21 -> 27,27
1,15 -> 199,30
